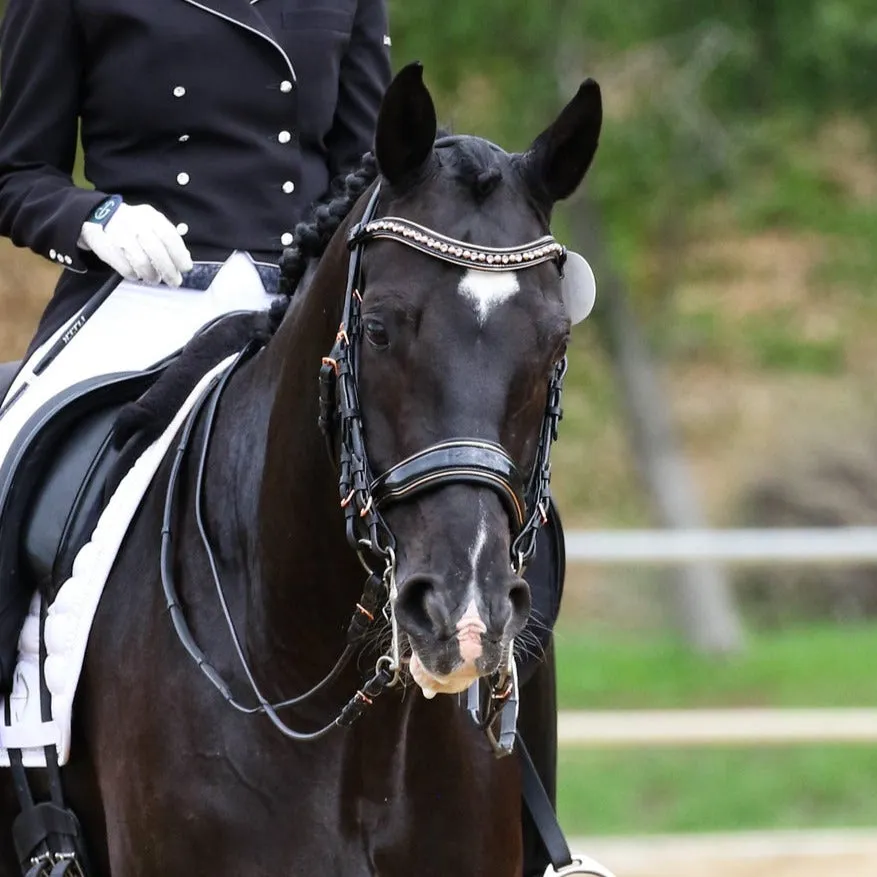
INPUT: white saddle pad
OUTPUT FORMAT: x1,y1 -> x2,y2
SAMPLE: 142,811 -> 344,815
1,251 -> 277,423
0,356 -> 237,766
0,252 -> 278,768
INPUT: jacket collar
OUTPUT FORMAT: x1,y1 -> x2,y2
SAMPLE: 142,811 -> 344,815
179,0 -> 296,82
182,0 -> 280,47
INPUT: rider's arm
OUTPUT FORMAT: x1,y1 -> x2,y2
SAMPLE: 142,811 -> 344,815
0,0 -> 110,273
324,0 -> 393,179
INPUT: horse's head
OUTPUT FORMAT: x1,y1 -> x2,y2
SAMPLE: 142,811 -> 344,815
346,64 -> 601,697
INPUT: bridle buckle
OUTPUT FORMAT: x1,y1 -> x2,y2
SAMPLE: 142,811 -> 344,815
466,654 -> 519,758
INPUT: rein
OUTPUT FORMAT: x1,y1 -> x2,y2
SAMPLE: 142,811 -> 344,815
154,180 -> 611,875
160,181 -> 569,745
160,345 -> 397,741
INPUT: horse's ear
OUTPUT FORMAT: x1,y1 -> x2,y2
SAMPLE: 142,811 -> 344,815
522,79 -> 602,206
374,62 -> 437,186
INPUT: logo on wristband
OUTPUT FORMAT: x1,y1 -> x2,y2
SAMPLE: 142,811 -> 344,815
88,194 -> 124,227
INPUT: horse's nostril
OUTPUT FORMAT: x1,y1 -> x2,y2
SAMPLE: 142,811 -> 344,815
484,579 -> 531,639
508,579 -> 531,623
394,574 -> 444,636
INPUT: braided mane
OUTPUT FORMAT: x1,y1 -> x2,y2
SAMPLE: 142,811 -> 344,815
278,152 -> 379,300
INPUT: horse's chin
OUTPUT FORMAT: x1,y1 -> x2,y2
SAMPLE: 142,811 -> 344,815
408,652 -> 486,699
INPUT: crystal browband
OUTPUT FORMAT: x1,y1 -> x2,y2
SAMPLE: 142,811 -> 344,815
348,216 -> 566,272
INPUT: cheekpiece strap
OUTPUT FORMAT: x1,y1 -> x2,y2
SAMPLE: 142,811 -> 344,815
349,216 -> 565,272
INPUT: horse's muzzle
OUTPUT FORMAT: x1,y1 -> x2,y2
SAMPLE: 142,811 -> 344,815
395,574 -> 530,697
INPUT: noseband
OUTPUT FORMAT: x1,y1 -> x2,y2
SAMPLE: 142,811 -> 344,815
320,183 -> 569,578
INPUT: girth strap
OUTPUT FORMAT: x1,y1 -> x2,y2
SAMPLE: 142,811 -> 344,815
369,440 -> 526,531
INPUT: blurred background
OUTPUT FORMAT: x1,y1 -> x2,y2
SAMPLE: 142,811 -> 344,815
2,0 -> 877,874
388,2 -> 877,875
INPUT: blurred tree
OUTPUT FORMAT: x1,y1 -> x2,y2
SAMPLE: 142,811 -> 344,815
568,194 -> 745,653
554,15 -> 744,654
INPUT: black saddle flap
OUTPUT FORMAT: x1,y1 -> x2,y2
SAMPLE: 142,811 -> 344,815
24,406 -> 122,591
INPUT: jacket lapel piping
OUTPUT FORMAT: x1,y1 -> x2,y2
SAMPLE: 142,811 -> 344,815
180,0 -> 297,83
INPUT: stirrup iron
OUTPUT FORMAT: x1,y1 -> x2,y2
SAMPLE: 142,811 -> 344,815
545,855 -> 617,877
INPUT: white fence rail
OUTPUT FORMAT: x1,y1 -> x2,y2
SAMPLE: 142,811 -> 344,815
557,709 -> 877,747
564,527 -> 877,565
556,527 -> 876,862
558,530 -> 877,746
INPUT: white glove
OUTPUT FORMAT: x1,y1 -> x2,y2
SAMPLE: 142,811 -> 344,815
78,202 -> 193,286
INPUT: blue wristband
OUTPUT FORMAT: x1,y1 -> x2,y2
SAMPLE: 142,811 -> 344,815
87,194 -> 124,227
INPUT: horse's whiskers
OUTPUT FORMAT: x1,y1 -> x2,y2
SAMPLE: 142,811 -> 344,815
513,629 -> 547,664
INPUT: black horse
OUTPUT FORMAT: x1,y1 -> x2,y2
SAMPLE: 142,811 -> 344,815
1,64 -> 601,876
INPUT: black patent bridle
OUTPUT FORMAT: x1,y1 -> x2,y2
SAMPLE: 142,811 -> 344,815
160,178 -> 570,750
320,182 -> 568,583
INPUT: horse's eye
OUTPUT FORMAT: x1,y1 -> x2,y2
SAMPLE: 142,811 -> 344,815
363,318 -> 389,350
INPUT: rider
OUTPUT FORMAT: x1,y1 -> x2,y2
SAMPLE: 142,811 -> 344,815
0,2 -> 563,873
0,0 -> 392,359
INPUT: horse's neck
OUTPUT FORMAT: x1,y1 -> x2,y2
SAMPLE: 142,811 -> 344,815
264,268 -> 362,622
207,233 -> 364,691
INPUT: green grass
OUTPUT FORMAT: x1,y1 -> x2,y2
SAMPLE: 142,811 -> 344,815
553,623 -> 877,834
554,621 -> 877,710
558,746 -> 877,835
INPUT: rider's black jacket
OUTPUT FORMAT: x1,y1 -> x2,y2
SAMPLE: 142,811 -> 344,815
0,0 -> 392,350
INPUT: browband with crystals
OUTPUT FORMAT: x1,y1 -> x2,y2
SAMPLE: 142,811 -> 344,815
348,216 -> 566,272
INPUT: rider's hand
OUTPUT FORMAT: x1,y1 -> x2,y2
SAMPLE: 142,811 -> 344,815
78,200 -> 193,286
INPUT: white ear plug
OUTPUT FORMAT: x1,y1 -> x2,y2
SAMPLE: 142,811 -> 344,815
561,251 -> 597,324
